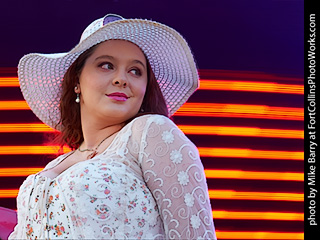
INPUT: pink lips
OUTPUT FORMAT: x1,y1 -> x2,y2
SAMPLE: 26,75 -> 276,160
107,92 -> 129,101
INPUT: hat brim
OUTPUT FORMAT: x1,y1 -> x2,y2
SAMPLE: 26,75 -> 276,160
18,18 -> 199,130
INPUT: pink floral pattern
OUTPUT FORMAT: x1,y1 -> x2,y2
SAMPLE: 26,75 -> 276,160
9,114 -> 216,239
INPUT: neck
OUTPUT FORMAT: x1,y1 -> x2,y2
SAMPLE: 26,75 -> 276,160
80,114 -> 125,150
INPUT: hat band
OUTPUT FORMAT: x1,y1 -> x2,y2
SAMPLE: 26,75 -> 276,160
103,14 -> 124,25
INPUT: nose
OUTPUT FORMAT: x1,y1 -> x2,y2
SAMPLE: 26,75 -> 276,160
112,71 -> 127,87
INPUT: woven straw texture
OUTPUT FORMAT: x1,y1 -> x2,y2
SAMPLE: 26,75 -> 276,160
18,17 -> 199,130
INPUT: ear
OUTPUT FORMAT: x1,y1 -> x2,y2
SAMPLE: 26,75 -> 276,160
74,83 -> 81,93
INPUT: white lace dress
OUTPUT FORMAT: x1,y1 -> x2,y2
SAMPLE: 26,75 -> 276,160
9,114 -> 216,239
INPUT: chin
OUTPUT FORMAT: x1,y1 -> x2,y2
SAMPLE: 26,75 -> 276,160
104,109 -> 139,121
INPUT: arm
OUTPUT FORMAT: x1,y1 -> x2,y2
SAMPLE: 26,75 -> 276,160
139,115 -> 216,239
8,175 -> 34,239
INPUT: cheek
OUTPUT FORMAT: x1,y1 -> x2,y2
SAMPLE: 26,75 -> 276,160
138,82 -> 147,100
81,75 -> 107,93
131,76 -> 147,99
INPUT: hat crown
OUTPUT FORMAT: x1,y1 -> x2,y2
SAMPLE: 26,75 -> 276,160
80,14 -> 124,43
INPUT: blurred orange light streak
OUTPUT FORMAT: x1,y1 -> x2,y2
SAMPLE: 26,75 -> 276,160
215,231 -> 303,240
175,103 -> 303,120
0,123 -> 303,139
0,101 -> 29,110
0,146 -> 303,161
204,169 -> 303,181
199,147 -> 303,160
1,77 -> 304,94
0,101 -> 303,120
200,79 -> 303,94
0,168 -> 303,182
212,210 -> 303,221
208,190 -> 303,202
0,146 -> 71,155
179,125 -> 303,139
0,189 -> 18,198
0,77 -> 19,87
0,123 -> 54,132
0,168 -> 43,177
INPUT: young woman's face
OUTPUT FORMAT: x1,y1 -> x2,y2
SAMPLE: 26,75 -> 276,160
77,40 -> 148,124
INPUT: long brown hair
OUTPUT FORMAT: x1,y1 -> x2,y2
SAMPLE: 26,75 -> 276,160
54,42 -> 168,150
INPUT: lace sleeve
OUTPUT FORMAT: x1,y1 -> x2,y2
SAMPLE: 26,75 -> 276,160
139,115 -> 216,240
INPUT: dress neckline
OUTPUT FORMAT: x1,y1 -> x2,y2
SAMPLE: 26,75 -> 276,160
38,124 -> 124,180
37,114 -> 154,180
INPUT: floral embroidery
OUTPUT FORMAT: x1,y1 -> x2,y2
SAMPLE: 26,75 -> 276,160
95,205 -> 110,220
170,149 -> 183,164
142,206 -> 147,214
121,131 -> 132,142
161,130 -> 174,144
70,215 -> 86,227
68,180 -> 75,190
184,193 -> 195,207
117,148 -> 126,157
148,208 -> 159,227
26,224 -> 33,237
190,214 -> 201,229
104,175 -> 115,184
104,188 -> 110,195
137,218 -> 146,228
54,225 -> 64,236
154,116 -> 165,125
177,171 -> 190,186
128,199 -> 138,211
130,179 -> 138,191
141,184 -> 149,198
11,115 -> 215,240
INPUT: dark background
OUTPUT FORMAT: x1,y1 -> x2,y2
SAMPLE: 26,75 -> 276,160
0,0 -> 303,77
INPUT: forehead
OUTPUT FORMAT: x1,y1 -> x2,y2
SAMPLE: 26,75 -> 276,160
90,40 -> 146,62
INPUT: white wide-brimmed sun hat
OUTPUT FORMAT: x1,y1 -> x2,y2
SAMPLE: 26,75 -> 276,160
18,13 -> 199,130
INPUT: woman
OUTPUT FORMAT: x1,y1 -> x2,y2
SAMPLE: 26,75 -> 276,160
9,14 -> 216,239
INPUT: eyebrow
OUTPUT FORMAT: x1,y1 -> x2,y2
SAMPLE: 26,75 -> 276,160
94,55 -> 146,70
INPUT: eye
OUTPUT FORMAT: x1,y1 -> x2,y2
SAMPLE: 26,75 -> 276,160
130,68 -> 142,76
99,62 -> 114,70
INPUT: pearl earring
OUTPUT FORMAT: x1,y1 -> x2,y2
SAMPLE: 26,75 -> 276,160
75,86 -> 80,103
